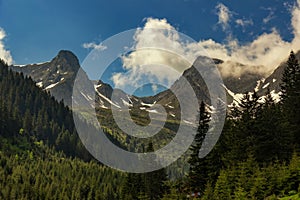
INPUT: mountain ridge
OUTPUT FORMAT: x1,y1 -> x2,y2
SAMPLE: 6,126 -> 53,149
9,49 -> 300,111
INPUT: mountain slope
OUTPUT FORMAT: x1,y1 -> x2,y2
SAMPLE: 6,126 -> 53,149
255,50 -> 300,95
11,50 -> 81,106
10,49 -> 300,120
0,58 -> 92,160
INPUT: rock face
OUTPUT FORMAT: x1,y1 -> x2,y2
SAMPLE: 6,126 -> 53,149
11,50 -> 81,106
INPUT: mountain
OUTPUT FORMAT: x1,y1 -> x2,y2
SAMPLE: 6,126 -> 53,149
0,59 -> 128,200
217,51 -> 300,104
256,50 -> 300,95
7,49 -> 284,132
0,58 -> 92,160
94,80 -> 141,109
2,49 -> 299,199
11,50 -> 82,106
224,50 -> 300,104
10,49 -> 300,116
78,55 -> 267,120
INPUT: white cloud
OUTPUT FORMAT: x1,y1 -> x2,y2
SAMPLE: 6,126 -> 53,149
216,3 -> 232,31
198,28 -> 294,77
112,18 -> 193,90
263,13 -> 275,24
111,1 -> 300,90
151,84 -> 158,94
0,27 -> 13,65
235,18 -> 253,28
82,42 -> 107,51
292,0 -> 300,39
206,0 -> 300,77
262,7 -> 276,24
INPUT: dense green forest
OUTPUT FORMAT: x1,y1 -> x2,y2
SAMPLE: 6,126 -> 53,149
0,58 -> 92,161
0,51 -> 299,199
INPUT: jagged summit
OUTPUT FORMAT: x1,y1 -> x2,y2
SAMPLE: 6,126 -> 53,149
10,50 -> 83,106
52,50 -> 80,71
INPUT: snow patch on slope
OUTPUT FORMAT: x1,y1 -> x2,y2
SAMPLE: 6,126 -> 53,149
36,82 -> 43,88
271,90 -> 281,103
141,101 -> 156,107
167,105 -> 174,109
262,82 -> 270,89
121,98 -> 132,107
223,85 -> 243,104
127,95 -> 133,104
147,109 -> 158,113
95,84 -> 102,89
183,120 -> 194,125
254,80 -> 262,92
44,77 -> 65,90
80,91 -> 93,101
256,90 -> 282,104
254,78 -> 265,92
45,82 -> 60,90
96,90 -> 121,108
170,113 -> 175,117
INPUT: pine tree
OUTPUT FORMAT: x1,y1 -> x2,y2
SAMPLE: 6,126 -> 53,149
213,170 -> 232,199
143,142 -> 168,200
201,181 -> 214,200
227,91 -> 262,161
233,185 -> 248,200
187,101 -> 210,193
122,142 -> 168,200
255,89 -> 293,162
122,172 -> 142,200
0,101 -> 8,135
281,51 -> 300,103
280,50 -> 300,150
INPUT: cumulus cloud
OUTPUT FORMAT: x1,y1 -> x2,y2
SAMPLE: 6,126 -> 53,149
216,3 -> 232,31
0,27 -> 13,65
82,42 -> 107,51
206,0 -> 300,77
198,28 -> 294,77
292,0 -> 300,39
112,1 -> 300,91
112,18 -> 194,90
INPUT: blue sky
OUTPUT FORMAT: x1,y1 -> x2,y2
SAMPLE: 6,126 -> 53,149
0,0 -> 296,64
0,0 -> 300,95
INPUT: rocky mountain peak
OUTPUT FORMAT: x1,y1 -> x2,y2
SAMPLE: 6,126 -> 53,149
10,50 -> 84,106
51,50 -> 80,72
